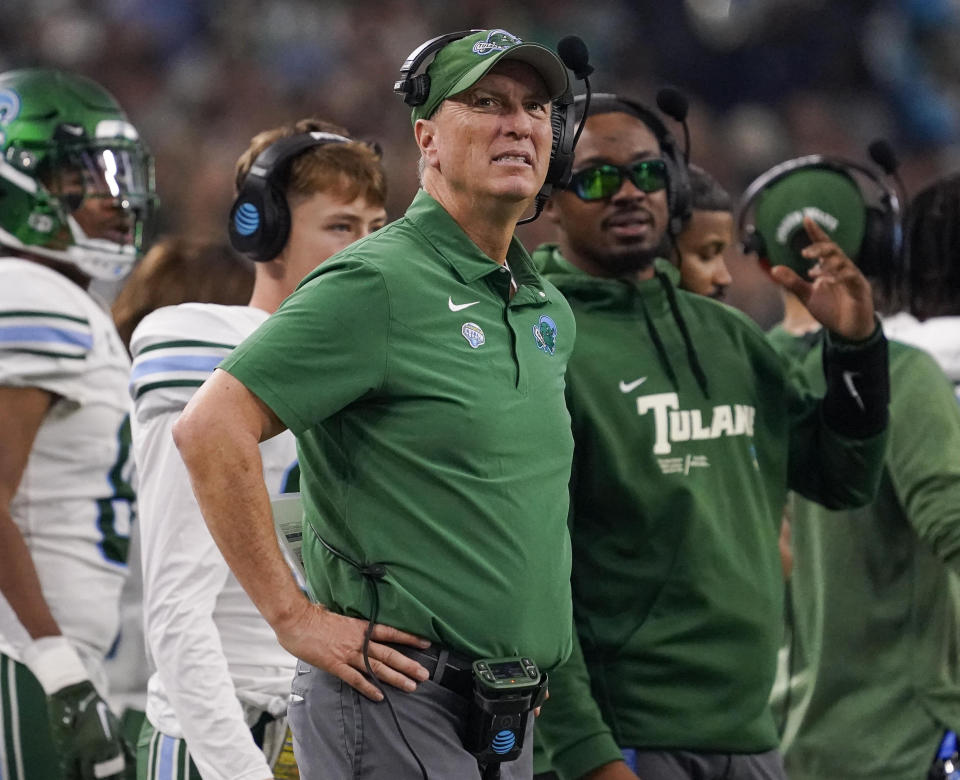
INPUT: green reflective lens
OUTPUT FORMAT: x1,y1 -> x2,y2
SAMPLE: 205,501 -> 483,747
631,159 -> 668,193
570,159 -> 668,201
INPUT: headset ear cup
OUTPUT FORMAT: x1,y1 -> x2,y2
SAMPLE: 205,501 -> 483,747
648,117 -> 689,235
742,226 -> 767,260
229,188 -> 267,261
257,182 -> 292,263
664,154 -> 691,236
406,74 -> 431,107
228,180 -> 291,263
859,205 -> 892,278
672,161 -> 692,227
545,96 -> 575,191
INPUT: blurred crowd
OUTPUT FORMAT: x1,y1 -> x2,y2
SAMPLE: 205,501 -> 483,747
2,0 -> 960,326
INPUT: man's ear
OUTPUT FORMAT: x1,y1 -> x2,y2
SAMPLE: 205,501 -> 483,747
415,118 -> 439,170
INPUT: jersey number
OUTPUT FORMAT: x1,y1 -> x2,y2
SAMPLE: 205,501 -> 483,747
95,416 -> 134,564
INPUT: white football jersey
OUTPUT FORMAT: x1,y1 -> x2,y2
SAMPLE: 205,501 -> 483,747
883,312 -> 960,400
0,257 -> 133,661
130,303 -> 297,780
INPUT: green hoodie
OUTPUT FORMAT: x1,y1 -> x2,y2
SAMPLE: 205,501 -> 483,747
768,326 -> 960,780
532,245 -> 888,779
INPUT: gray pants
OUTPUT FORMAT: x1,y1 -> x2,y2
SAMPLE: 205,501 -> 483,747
534,748 -> 785,780
289,660 -> 535,779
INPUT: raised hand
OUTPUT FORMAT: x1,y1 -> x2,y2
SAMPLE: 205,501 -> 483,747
769,216 -> 876,341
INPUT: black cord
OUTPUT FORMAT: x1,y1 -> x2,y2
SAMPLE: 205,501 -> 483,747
359,574 -> 430,780
657,270 -> 710,399
310,524 -> 430,779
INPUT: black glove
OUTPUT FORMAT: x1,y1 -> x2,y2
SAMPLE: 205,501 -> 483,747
47,680 -> 135,780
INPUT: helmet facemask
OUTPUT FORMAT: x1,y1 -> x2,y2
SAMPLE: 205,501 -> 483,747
0,70 -> 158,280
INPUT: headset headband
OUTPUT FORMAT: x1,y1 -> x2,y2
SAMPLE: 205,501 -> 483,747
736,154 -> 902,248
737,153 -> 903,279
393,29 -> 483,107
244,131 -> 351,184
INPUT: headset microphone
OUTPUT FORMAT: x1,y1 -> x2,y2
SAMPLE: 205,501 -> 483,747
556,35 -> 593,149
868,138 -> 907,204
656,86 -> 691,166
517,35 -> 593,226
557,35 -> 593,79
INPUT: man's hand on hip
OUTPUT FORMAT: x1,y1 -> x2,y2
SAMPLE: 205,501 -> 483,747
583,760 -> 642,780
276,601 -> 432,701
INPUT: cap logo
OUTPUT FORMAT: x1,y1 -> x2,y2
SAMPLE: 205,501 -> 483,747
473,29 -> 522,56
0,88 -> 21,126
775,207 -> 838,245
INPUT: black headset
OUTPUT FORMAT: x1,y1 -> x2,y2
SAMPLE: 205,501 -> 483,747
573,93 -> 692,236
737,155 -> 903,278
393,30 -> 578,211
228,131 -> 351,263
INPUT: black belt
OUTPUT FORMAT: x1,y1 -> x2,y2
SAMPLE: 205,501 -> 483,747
386,642 -> 475,699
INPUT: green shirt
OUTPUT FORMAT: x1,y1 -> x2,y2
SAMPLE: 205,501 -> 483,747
531,246 -> 888,779
221,191 -> 576,668
769,326 -> 960,780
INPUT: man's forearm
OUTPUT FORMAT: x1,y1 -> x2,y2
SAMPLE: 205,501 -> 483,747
822,322 -> 889,439
174,421 -> 308,632
0,509 -> 60,639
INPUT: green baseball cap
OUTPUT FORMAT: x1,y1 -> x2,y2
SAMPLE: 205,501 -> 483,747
410,29 -> 569,124
754,168 -> 866,275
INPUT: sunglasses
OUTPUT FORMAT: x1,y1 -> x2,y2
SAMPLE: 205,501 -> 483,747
567,158 -> 669,201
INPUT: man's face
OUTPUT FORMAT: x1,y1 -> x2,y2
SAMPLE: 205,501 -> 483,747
419,60 -> 553,204
281,188 -> 387,280
50,165 -> 135,246
675,208 -> 734,299
545,111 -> 671,278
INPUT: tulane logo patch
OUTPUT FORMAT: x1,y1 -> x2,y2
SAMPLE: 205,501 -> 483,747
0,89 -> 21,126
532,315 -> 557,355
461,321 -> 485,349
473,29 -> 522,56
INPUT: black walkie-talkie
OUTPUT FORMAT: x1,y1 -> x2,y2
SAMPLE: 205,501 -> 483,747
464,657 -> 548,764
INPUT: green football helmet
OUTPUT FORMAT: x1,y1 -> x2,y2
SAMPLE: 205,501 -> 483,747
0,68 -> 158,280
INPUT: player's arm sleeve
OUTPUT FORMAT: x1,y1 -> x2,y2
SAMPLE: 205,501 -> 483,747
0,266 -> 93,402
786,325 -> 890,508
132,317 -> 273,780
534,624 -> 622,780
886,348 -> 960,572
220,258 -> 390,434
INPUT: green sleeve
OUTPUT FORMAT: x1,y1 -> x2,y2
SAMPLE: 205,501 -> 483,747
886,346 -> 960,572
219,257 -> 389,434
783,331 -> 889,509
534,628 -> 622,780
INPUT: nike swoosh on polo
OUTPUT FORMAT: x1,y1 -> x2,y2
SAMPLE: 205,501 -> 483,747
619,377 -> 648,393
448,297 -> 479,312
842,369 -> 865,411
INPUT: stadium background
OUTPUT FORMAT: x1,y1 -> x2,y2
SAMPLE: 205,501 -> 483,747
2,0 -> 958,327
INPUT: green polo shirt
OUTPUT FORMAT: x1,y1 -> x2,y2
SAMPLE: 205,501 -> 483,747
221,190 -> 576,669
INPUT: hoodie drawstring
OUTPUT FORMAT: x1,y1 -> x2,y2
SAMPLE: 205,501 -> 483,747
637,291 -> 679,391
656,270 -> 711,400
